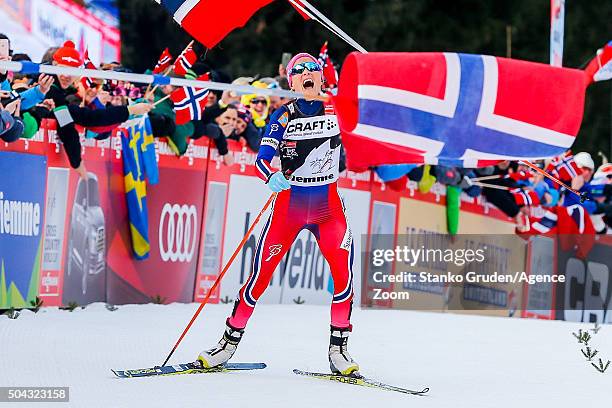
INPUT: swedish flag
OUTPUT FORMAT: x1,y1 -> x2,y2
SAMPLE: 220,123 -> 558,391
121,116 -> 159,260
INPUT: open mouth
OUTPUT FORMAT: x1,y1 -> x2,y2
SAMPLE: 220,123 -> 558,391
302,78 -> 315,89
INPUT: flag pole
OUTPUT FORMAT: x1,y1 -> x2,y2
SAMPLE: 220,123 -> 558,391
147,41 -> 195,98
288,0 -> 367,53
152,94 -> 172,107
520,160 -> 588,202
470,181 -> 511,191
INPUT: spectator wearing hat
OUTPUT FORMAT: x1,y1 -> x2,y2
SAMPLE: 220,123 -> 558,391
240,80 -> 270,129
44,41 -> 83,107
563,152 -> 598,213
48,41 -> 152,178
0,108 -> 24,143
229,104 -> 260,152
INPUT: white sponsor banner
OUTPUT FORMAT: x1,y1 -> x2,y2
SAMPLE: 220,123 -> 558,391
42,167 -> 69,271
220,175 -> 370,306
29,0 -> 118,64
220,175 -> 280,303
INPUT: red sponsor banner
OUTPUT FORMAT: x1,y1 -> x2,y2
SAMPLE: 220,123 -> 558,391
105,136 -> 209,304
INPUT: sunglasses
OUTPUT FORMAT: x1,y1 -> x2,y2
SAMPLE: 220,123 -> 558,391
289,61 -> 322,75
252,99 -> 267,105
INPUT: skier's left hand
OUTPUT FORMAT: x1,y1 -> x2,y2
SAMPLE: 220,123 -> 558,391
267,172 -> 291,192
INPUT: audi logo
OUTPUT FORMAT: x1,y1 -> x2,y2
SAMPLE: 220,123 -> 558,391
159,204 -> 199,263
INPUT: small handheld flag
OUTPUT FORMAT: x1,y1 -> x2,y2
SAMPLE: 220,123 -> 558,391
318,41 -> 339,88
585,41 -> 612,84
80,49 -> 96,89
153,48 -> 173,74
173,44 -> 197,77
170,74 -> 210,125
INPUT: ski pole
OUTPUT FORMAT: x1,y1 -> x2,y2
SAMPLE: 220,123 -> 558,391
519,160 -> 589,202
160,192 -> 277,367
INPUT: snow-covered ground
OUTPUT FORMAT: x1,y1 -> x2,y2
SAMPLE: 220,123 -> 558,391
0,303 -> 608,408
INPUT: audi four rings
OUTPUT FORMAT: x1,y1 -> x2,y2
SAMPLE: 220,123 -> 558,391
159,204 -> 199,262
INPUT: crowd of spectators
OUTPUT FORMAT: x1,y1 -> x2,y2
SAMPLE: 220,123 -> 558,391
1,32 -> 610,234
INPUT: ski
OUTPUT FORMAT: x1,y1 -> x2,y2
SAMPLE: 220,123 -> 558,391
112,362 -> 266,378
292,369 -> 429,396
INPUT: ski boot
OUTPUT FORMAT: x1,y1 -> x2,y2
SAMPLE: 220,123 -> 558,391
197,319 -> 244,368
328,326 -> 359,376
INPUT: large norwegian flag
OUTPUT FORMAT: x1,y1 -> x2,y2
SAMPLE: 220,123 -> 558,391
170,74 -> 210,125
154,0 -> 274,48
334,52 -> 587,171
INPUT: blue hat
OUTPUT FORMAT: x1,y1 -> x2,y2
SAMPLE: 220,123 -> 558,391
0,111 -> 24,143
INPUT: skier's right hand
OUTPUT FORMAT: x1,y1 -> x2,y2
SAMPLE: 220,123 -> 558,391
267,172 -> 291,192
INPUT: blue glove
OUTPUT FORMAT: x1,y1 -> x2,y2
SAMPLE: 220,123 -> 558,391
267,172 -> 291,192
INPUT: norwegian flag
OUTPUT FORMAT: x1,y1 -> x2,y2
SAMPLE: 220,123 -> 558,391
335,52 -> 587,171
80,49 -> 97,89
318,41 -> 339,88
170,74 -> 210,125
524,204 -> 595,258
173,44 -> 197,77
585,41 -> 612,84
153,48 -> 173,74
545,151 -> 582,182
511,189 -> 540,207
155,0 -> 274,48
508,170 -> 533,182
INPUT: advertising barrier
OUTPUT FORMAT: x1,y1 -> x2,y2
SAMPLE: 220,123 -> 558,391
0,150 -> 46,308
1,0 -> 120,64
521,235 -> 612,324
3,118 -> 605,325
0,0 -> 32,29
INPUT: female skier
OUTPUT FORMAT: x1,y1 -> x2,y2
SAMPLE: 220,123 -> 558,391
197,53 -> 358,376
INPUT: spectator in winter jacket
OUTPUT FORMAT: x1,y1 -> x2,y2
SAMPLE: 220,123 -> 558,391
0,33 -> 53,110
230,104 -> 260,152
49,41 -> 152,179
149,84 -> 194,156
192,104 -> 237,166
563,152 -> 598,213
241,81 -> 270,129
0,107 -> 24,143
